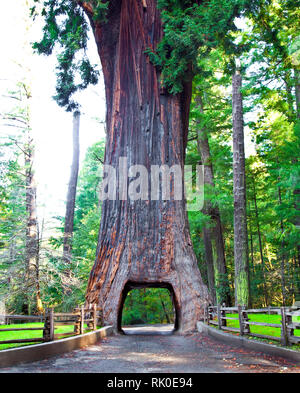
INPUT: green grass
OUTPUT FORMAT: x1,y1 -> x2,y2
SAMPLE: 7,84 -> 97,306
0,322 -> 97,351
223,313 -> 300,350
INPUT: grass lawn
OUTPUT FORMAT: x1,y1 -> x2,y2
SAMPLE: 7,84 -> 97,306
223,313 -> 300,351
0,322 -> 99,351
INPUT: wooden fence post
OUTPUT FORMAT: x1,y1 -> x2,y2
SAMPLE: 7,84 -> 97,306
238,305 -> 244,336
43,308 -> 54,342
208,307 -> 213,325
74,307 -> 80,335
93,303 -> 97,331
221,307 -> 227,327
86,305 -> 92,330
80,305 -> 84,335
286,311 -> 294,347
280,307 -> 288,346
205,306 -> 209,325
243,308 -> 250,334
217,305 -> 222,330
50,308 -> 54,341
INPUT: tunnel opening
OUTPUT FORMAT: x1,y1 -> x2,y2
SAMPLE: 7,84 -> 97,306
117,281 -> 180,335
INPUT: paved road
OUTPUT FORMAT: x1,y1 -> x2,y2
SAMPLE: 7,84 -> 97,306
1,325 -> 299,373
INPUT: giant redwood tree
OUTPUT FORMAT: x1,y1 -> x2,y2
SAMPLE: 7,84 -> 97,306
33,0 -> 257,332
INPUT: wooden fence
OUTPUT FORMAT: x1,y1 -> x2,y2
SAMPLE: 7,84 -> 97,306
0,304 -> 102,346
0,314 -> 44,325
205,305 -> 300,347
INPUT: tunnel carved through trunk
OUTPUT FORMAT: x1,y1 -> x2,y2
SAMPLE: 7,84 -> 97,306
82,0 -> 209,333
117,281 -> 179,333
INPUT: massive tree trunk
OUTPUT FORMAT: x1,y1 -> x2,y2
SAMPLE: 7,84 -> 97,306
195,94 -> 231,306
63,111 -> 80,268
232,64 -> 250,307
81,0 -> 209,333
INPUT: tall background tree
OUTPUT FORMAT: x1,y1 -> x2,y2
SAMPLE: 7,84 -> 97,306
232,61 -> 250,307
63,111 -> 80,275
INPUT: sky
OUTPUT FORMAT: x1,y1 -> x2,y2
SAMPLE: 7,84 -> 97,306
0,0 -> 106,227
0,1 -> 256,229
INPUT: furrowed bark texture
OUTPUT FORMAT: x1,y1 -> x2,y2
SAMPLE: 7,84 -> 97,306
82,0 -> 209,333
232,68 -> 250,307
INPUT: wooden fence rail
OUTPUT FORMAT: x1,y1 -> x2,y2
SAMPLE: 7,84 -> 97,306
0,314 -> 45,345
0,314 -> 44,325
205,305 -> 300,347
0,304 -> 102,347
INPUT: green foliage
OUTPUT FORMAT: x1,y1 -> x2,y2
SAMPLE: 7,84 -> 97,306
33,0 -> 258,108
73,141 -> 104,244
0,144 -> 27,309
0,136 -> 104,313
149,0 -> 254,93
0,84 -> 35,314
186,0 -> 300,307
186,47 -> 235,300
121,288 -> 174,326
45,140 -> 105,309
238,0 -> 300,304
32,0 -> 99,111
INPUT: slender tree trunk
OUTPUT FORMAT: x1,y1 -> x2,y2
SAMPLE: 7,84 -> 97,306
159,293 -> 171,324
63,111 -> 80,269
195,94 -> 230,305
82,1 -> 209,333
232,63 -> 250,307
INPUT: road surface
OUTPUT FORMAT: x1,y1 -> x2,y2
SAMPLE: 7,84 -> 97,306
0,325 -> 299,373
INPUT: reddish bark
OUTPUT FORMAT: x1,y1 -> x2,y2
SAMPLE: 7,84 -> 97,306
82,0 -> 209,333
